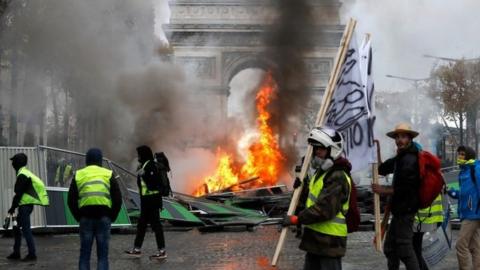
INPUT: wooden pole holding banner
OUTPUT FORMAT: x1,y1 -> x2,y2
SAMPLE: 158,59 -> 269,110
271,18 -> 357,267
372,163 -> 382,251
372,140 -> 383,251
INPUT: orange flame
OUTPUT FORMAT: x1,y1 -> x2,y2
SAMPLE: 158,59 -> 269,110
192,73 -> 285,196
240,74 -> 284,186
192,149 -> 240,197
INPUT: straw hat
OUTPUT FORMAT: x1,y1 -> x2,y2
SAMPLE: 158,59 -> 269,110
386,123 -> 419,139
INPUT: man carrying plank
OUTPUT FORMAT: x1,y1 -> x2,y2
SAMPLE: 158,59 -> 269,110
282,126 -> 353,270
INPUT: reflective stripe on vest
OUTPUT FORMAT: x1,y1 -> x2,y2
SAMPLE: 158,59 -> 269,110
305,170 -> 351,237
140,160 -> 160,196
416,194 -> 444,224
18,167 -> 49,206
75,165 -> 113,208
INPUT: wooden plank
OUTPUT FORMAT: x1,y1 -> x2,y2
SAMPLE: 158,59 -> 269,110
271,18 -> 357,266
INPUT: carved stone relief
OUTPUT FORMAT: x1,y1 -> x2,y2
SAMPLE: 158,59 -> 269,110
175,57 -> 217,79
304,58 -> 333,77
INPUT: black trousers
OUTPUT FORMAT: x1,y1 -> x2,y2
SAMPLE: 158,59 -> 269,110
413,232 -> 429,270
384,213 -> 419,270
133,204 -> 165,250
303,252 -> 342,270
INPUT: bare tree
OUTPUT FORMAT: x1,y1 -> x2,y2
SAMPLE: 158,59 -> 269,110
433,60 -> 480,149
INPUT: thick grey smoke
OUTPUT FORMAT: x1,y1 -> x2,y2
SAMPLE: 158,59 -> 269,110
1,0 -> 248,192
262,0 -> 315,170
0,0 -> 220,183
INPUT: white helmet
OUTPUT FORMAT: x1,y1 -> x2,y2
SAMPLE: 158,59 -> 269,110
308,127 -> 344,160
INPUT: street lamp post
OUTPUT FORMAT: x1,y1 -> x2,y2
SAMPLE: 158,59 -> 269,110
385,74 -> 431,126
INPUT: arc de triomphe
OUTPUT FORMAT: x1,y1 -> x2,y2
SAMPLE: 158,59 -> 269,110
164,0 -> 344,132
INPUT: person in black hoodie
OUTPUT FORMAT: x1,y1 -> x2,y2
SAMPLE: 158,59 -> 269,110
68,148 -> 122,270
125,145 -> 166,260
372,123 -> 421,270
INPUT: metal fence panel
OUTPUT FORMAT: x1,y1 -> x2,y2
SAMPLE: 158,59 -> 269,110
1,146 -> 134,229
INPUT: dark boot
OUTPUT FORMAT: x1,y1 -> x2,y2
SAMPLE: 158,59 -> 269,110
21,254 -> 37,262
6,252 -> 21,260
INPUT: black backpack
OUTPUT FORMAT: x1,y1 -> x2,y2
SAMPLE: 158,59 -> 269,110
154,152 -> 172,197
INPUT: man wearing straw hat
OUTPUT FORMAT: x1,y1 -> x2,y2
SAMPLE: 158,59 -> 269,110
372,123 -> 422,270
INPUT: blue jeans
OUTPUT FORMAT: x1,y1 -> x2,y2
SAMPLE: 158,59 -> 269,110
13,204 -> 35,256
79,216 -> 111,270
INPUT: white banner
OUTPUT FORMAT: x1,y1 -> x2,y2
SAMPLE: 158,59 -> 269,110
325,33 -> 376,172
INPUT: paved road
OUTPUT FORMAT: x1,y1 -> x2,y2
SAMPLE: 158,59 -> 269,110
0,226 -> 458,270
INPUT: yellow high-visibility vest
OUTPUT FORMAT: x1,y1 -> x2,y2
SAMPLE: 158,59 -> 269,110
139,160 -> 160,196
305,170 -> 351,237
75,165 -> 112,208
18,167 -> 49,206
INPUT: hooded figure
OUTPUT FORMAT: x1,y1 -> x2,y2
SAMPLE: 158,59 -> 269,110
67,148 -> 122,270
125,145 -> 167,260
68,148 -> 121,221
137,145 -> 154,166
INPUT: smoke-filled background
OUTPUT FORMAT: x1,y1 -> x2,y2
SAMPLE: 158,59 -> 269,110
2,0 -> 479,191
0,0 -> 318,192
340,0 -> 480,157
0,0 -> 200,170
261,0 -> 315,172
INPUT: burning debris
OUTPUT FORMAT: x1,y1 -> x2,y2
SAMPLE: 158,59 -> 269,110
193,73 -> 286,196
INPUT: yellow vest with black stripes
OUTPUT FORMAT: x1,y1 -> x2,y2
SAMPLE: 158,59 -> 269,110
75,165 -> 113,208
305,170 -> 351,237
415,194 -> 444,224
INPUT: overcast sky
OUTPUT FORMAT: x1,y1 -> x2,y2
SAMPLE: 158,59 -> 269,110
340,0 -> 480,92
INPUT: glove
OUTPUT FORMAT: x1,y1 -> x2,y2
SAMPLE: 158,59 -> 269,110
7,207 -> 15,215
293,177 -> 302,189
281,214 -> 299,227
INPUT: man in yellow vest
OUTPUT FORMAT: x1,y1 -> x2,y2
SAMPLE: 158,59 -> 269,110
54,158 -> 73,187
282,127 -> 352,270
125,145 -> 166,260
67,148 -> 122,270
6,153 -> 49,262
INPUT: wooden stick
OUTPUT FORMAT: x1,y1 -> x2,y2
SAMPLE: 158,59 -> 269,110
372,162 -> 382,252
271,18 -> 357,266
216,176 -> 260,193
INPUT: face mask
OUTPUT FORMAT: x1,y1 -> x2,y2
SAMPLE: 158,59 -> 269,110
311,156 -> 324,169
311,156 -> 334,171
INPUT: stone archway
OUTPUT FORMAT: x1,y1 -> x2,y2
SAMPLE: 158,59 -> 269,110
163,0 -> 344,143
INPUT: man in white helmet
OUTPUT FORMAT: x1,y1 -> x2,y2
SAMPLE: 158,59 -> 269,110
282,126 -> 353,270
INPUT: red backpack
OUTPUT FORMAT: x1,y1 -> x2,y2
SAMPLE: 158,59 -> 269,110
324,168 -> 360,233
418,151 -> 445,209
346,180 -> 360,233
